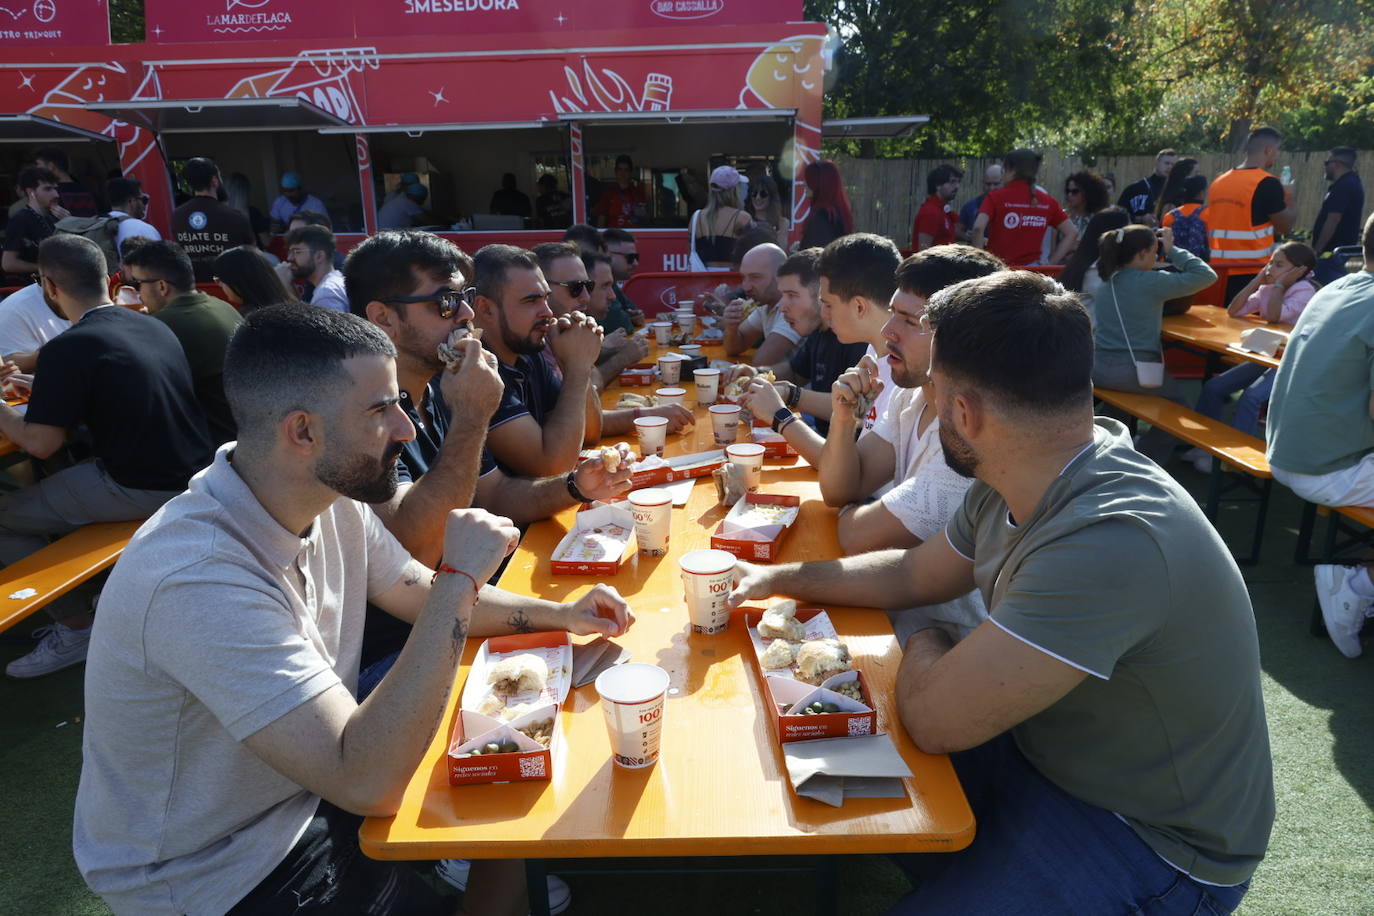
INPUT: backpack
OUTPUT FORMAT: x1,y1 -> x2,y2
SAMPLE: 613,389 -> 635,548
54,214 -> 130,273
1168,204 -> 1209,260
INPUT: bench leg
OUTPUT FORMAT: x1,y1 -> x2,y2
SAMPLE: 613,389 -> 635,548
526,858 -> 551,916
1204,460 -> 1223,520
814,856 -> 838,916
1294,502 -> 1318,565
1238,479 -> 1272,566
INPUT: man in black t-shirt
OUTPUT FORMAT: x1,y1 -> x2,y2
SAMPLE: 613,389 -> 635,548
172,157 -> 257,283
2,167 -> 65,280
0,235 -> 213,680
1116,149 -> 1178,225
1313,147 -> 1366,284
35,147 -> 99,217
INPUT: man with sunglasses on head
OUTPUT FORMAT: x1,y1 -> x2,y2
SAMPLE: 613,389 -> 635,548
103,178 -> 161,258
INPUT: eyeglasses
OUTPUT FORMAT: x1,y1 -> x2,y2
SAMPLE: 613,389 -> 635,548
287,247 -> 313,259
126,277 -> 166,288
381,287 -> 467,318
622,253 -> 639,265
551,280 -> 594,297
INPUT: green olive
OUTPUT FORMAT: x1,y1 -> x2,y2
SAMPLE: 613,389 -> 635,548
484,742 -> 501,754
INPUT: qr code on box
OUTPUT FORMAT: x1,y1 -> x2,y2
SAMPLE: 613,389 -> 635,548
847,717 -> 872,737
518,755 -> 547,779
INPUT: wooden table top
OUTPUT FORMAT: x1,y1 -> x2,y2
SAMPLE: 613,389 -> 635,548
359,341 -> 974,861
1161,305 -> 1292,370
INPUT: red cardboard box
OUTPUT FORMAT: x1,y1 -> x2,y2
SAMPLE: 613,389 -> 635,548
627,449 -> 726,488
619,364 -> 656,386
743,608 -> 877,743
750,427 -> 797,457
549,503 -> 635,575
711,493 -> 800,562
448,632 -> 573,785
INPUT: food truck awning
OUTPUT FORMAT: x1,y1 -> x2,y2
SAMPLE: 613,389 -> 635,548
318,120 -> 558,135
821,116 -> 929,139
0,114 -> 113,144
85,98 -> 351,133
556,109 -> 795,127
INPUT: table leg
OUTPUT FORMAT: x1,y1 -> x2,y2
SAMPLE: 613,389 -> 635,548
526,858 -> 551,916
814,855 -> 838,916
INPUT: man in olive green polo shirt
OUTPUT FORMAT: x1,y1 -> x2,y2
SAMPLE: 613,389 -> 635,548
124,240 -> 243,444
1267,213 -> 1374,658
729,271 -> 1274,912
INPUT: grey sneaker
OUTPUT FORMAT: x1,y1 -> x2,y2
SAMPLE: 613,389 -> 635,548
1315,565 -> 1371,658
435,858 -> 571,915
5,622 -> 92,678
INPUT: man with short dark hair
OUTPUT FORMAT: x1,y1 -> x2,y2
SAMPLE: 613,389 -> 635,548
74,304 -> 631,914
0,235 -> 214,678
1313,146 -> 1365,284
593,154 -> 646,228
104,177 -> 161,256
562,222 -> 606,255
536,174 -> 572,229
1117,148 -> 1179,224
0,264 -> 69,372
3,167 -> 65,278
817,233 -> 902,432
586,249 -> 635,334
912,164 -> 963,251
285,224 -> 348,312
1208,128 -> 1296,266
489,172 -> 532,218
535,242 -> 649,388
123,240 -> 243,445
172,157 -> 257,283
730,270 -> 1275,913
34,146 -> 98,217
602,226 -> 646,328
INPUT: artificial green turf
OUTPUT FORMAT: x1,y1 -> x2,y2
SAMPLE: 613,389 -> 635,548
2,477 -> 1371,914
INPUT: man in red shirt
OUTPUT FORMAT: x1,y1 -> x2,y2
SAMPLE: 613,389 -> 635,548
972,149 -> 1078,266
593,154 -> 647,228
912,164 -> 963,251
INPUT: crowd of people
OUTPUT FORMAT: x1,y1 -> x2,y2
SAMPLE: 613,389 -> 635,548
0,125 -> 1369,914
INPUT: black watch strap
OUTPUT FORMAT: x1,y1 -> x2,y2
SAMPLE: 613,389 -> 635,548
566,469 -> 591,504
771,407 -> 796,433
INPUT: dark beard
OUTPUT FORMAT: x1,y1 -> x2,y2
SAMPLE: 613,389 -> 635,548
498,307 -> 548,356
938,422 -> 978,479
315,441 -> 403,503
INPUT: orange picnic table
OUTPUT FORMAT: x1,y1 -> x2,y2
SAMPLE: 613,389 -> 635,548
1161,304 -> 1294,371
359,340 -> 974,913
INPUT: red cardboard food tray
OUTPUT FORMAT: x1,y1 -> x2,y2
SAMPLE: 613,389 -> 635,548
619,364 -> 656,386
627,449 -> 726,488
549,503 -> 635,575
448,632 -> 572,785
710,493 -> 800,562
742,608 -> 877,743
750,427 -> 797,457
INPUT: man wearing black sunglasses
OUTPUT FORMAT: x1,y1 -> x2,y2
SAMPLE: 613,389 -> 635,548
535,242 -> 647,388
603,228 -> 646,329
105,177 -> 162,260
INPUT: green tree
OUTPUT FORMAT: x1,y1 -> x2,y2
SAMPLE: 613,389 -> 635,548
110,0 -> 144,44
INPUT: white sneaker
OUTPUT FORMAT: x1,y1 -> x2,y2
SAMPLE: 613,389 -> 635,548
1314,565 -> 1372,658
1191,451 -> 1215,474
435,858 -> 572,915
1182,447 -> 1206,463
5,622 -> 92,678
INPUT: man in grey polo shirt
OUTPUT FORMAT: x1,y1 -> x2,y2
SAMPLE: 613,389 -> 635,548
728,272 -> 1274,912
74,306 -> 633,915
1267,214 -> 1374,658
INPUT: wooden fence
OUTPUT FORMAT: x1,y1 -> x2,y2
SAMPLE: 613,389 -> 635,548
834,151 -> 1371,247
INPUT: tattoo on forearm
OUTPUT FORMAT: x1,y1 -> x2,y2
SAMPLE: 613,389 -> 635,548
507,608 -> 534,634
451,614 -> 468,648
404,568 -> 421,587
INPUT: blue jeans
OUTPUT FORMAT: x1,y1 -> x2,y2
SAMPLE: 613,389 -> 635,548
888,734 -> 1250,915
357,650 -> 400,700
1195,363 -> 1274,436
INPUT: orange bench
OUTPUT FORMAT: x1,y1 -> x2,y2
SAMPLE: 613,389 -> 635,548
1094,387 -> 1271,563
0,520 -> 141,634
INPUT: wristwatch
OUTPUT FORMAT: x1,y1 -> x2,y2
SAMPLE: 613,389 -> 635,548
771,407 -> 796,433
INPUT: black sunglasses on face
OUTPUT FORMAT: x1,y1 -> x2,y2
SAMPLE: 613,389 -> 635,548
552,280 -> 594,297
381,287 -> 466,318
127,277 -> 167,288
622,253 -> 639,264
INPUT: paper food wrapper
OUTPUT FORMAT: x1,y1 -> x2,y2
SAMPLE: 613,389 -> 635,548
550,502 -> 635,575
783,734 -> 914,807
1237,326 -> 1289,357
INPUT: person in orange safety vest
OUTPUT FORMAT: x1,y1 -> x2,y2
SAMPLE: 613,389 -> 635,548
1207,126 -> 1298,263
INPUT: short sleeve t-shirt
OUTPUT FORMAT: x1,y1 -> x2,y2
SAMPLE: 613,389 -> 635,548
74,447 -> 412,915
0,282 -> 69,355
490,350 -> 564,437
740,302 -> 802,345
789,329 -> 867,436
1313,171 -> 1365,253
307,270 -> 349,312
978,181 -> 1069,266
151,291 -> 244,446
1250,175 -> 1286,225
1266,272 -> 1374,475
594,185 -> 646,228
1116,174 -> 1165,220
269,193 -> 327,226
172,197 -> 257,283
26,306 -> 213,491
2,206 -> 56,267
912,194 -> 956,249
944,419 -> 1274,886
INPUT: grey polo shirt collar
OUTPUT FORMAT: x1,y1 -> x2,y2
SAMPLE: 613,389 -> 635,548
202,445 -> 315,571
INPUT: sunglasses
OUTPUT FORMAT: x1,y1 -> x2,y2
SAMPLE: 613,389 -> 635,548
381,287 -> 467,318
751,190 -> 770,198
126,277 -> 166,288
552,280 -> 595,297
621,253 -> 639,264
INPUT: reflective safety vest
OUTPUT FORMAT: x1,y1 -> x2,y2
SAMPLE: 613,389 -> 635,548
1207,168 -> 1276,261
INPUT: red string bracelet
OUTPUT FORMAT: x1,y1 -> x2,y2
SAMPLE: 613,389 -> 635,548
432,563 -> 480,601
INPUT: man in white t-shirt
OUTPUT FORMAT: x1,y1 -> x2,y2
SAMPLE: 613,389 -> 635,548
816,245 -> 1006,641
0,281 -> 70,371
105,178 -> 162,257
722,243 -> 800,366
285,224 -> 348,312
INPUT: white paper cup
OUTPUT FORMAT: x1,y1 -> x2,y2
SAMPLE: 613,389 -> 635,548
628,487 -> 672,556
708,403 -> 742,446
655,387 -> 686,408
651,321 -> 673,345
657,355 -> 682,386
725,442 -> 766,493
680,548 -> 738,634
596,663 -> 670,769
634,415 -> 669,458
679,344 -> 703,361
693,368 -> 721,406
675,310 -> 696,336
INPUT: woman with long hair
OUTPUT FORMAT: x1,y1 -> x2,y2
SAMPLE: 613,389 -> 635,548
1059,206 -> 1130,326
1091,224 -> 1217,464
799,159 -> 854,249
1153,158 -> 1199,224
689,165 -> 752,270
1063,171 -> 1110,238
213,246 -> 299,314
746,173 -> 790,248
1187,242 -> 1317,465
973,148 -> 1077,265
